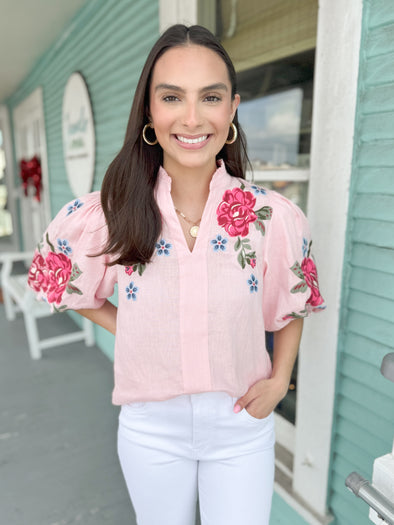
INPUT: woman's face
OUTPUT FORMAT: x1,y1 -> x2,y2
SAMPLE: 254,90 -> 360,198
149,44 -> 240,177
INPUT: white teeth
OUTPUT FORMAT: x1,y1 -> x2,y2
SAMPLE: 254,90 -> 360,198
177,135 -> 208,144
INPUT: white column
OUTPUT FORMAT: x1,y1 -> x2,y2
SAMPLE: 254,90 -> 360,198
293,0 -> 363,515
159,0 -> 198,33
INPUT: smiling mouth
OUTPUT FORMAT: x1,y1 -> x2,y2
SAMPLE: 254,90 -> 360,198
176,135 -> 209,144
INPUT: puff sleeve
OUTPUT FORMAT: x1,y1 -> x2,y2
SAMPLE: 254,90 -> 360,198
27,192 -> 117,311
262,192 -> 325,332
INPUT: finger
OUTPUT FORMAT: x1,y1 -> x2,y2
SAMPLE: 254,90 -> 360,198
233,381 -> 267,413
233,389 -> 257,413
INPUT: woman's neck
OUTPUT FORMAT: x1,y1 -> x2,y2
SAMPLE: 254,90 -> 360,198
165,161 -> 217,213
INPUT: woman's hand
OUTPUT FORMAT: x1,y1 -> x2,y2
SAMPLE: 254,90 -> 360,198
233,376 -> 288,419
234,318 -> 304,419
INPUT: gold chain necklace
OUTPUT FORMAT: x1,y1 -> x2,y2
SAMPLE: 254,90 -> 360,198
175,208 -> 202,238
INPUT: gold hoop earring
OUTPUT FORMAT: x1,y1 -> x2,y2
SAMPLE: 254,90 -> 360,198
142,123 -> 158,146
225,122 -> 238,145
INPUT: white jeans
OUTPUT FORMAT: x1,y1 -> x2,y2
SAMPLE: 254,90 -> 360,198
117,391 -> 275,525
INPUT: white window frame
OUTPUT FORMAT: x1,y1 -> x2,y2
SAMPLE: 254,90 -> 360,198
12,87 -> 51,251
0,105 -> 19,251
159,1 -> 363,522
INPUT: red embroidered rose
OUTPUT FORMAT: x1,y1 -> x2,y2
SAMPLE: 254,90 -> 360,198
217,188 -> 257,237
250,258 -> 256,268
301,257 -> 324,307
28,252 -> 48,292
44,252 -> 72,304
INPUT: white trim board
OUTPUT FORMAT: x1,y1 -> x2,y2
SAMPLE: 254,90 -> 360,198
292,0 -> 363,516
0,104 -> 19,251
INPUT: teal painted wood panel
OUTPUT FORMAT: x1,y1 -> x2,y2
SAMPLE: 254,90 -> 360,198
349,267 -> 394,301
358,139 -> 394,167
269,493 -> 308,525
359,111 -> 394,140
368,0 -> 394,28
347,309 -> 394,348
366,23 -> 394,57
351,243 -> 394,274
7,0 -> 159,217
364,51 -> 394,85
361,82 -> 394,114
352,219 -> 394,249
344,332 -> 393,367
331,3 -> 394,512
334,437 -> 374,479
352,193 -> 394,221
348,289 -> 394,323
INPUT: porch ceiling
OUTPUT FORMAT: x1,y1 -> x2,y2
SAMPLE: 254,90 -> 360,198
0,0 -> 86,103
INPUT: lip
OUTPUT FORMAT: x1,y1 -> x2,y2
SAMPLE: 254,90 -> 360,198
173,133 -> 211,149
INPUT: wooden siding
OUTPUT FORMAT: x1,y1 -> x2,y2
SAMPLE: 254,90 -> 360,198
6,0 -> 159,360
329,1 -> 394,523
7,0 -> 159,216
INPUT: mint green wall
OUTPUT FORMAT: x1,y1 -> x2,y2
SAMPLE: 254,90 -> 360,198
329,1 -> 394,523
7,0 -> 159,216
6,0 -> 159,360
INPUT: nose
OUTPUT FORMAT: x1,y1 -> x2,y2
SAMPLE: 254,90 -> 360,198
182,101 -> 203,128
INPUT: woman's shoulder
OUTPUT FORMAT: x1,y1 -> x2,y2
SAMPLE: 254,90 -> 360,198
236,179 -> 305,219
59,191 -> 102,216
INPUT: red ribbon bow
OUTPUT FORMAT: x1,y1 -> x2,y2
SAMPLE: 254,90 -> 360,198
20,156 -> 42,202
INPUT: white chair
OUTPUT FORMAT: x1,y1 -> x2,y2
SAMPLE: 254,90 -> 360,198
0,251 -> 94,359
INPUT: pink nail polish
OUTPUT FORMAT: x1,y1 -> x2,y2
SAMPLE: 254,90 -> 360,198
234,404 -> 241,413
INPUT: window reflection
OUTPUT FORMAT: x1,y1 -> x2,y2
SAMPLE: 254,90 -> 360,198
239,89 -> 303,169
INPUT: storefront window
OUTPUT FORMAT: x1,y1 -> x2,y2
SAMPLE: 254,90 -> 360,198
218,0 -> 318,429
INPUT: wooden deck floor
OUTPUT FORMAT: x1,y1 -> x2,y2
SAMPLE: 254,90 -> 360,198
0,305 -> 136,525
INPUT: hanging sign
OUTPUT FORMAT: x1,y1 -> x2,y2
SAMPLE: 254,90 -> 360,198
62,72 -> 95,197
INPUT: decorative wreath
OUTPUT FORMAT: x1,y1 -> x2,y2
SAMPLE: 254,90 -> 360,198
20,155 -> 42,201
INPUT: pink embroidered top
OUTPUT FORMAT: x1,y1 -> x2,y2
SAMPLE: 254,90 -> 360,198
28,161 -> 325,405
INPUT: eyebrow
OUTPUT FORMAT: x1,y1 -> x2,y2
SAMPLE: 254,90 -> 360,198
154,82 -> 228,93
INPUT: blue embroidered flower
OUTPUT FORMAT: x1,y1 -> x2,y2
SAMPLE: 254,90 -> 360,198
211,234 -> 228,251
251,185 -> 267,196
248,274 -> 258,293
302,237 -> 309,257
126,282 -> 138,301
66,199 -> 84,216
57,238 -> 72,256
156,239 -> 172,256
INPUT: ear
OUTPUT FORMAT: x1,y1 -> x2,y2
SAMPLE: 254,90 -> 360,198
230,94 -> 241,120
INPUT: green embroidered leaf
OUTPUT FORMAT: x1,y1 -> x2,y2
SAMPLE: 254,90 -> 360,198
46,233 -> 55,252
290,262 -> 304,279
307,240 -> 312,257
290,281 -> 308,294
136,263 -> 146,276
54,304 -> 68,313
240,182 -> 245,190
69,263 -> 83,282
237,251 -> 246,269
234,237 -> 241,251
255,206 -> 273,220
284,310 -> 307,320
254,220 -> 266,235
66,283 -> 83,295
241,238 -> 251,250
246,251 -> 256,259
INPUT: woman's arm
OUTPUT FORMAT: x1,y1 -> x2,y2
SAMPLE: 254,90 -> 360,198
76,299 -> 117,336
234,318 -> 304,418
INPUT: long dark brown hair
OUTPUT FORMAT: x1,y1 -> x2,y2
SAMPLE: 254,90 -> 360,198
100,24 -> 250,266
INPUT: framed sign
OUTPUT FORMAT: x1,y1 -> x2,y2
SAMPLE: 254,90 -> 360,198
62,72 -> 95,197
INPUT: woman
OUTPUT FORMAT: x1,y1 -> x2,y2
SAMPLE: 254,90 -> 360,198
28,24 -> 325,525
